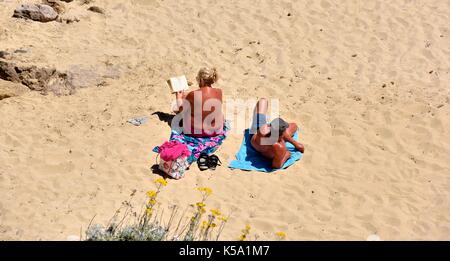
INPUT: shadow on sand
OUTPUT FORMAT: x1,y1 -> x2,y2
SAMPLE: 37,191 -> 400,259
151,111 -> 174,127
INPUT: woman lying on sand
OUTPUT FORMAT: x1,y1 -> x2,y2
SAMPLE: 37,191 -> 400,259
172,67 -> 224,137
250,98 -> 305,168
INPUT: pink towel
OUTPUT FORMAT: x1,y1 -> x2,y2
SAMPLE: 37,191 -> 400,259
158,140 -> 192,161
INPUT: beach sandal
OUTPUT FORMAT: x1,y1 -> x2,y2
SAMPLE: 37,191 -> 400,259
197,153 -> 210,171
207,154 -> 222,170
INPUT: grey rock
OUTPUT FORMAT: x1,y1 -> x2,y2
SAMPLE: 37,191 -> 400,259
0,60 -> 20,82
87,6 -> 105,14
0,51 -> 8,59
66,65 -> 102,88
42,0 -> 66,14
13,4 -> 58,23
14,48 -> 28,54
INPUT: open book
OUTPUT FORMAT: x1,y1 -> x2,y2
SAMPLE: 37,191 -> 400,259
167,75 -> 189,93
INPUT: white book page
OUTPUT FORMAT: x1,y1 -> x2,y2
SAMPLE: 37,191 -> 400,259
167,75 -> 189,92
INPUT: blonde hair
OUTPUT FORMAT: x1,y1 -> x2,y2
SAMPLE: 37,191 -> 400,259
197,67 -> 218,86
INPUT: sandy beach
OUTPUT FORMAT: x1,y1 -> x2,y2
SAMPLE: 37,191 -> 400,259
1,0 -> 449,240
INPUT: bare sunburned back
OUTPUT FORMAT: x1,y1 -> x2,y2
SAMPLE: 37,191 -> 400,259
184,86 -> 223,137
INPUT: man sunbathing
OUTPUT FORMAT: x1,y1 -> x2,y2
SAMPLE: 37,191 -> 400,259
172,67 -> 224,137
250,98 -> 305,169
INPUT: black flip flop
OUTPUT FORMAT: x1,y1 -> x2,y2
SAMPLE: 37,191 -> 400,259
207,154 -> 222,170
197,153 -> 209,171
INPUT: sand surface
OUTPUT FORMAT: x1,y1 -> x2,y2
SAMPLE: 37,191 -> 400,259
1,0 -> 449,240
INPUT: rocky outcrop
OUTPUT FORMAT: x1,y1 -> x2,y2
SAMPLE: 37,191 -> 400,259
0,79 -> 29,100
0,60 -> 74,95
13,4 -> 58,23
0,60 -> 121,96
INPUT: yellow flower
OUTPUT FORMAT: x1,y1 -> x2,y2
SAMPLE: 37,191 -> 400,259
146,190 -> 157,198
197,187 -> 213,196
275,232 -> 287,239
218,216 -> 228,222
210,209 -> 221,217
154,178 -> 168,186
238,224 -> 251,240
210,223 -> 217,228
146,208 -> 153,216
201,221 -> 208,229
196,202 -> 206,208
148,199 -> 157,206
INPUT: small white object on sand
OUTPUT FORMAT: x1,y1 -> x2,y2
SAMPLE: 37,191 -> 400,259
366,234 -> 382,241
67,235 -> 81,241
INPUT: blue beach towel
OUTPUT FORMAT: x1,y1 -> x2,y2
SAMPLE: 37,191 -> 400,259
228,129 -> 303,172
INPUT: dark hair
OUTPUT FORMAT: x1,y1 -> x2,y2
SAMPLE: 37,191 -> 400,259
270,118 -> 289,137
